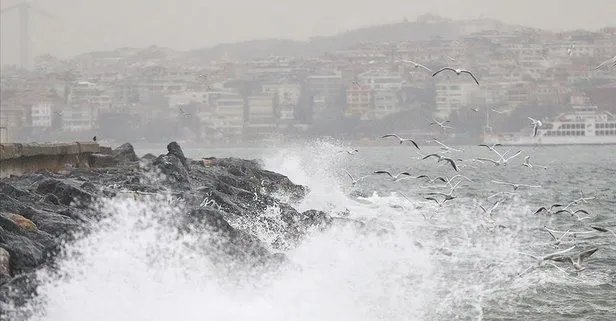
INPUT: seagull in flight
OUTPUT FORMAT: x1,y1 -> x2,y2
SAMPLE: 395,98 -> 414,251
550,248 -> 599,272
516,245 -> 577,277
478,143 -> 503,152
470,107 -> 479,112
475,199 -> 503,216
425,180 -> 462,202
416,175 -> 447,184
374,170 -> 412,181
475,150 -> 522,166
382,134 -> 420,149
591,226 -> 616,238
422,154 -> 459,172
491,108 -> 506,114
430,118 -> 453,130
534,204 -> 565,214
553,209 -> 591,221
528,117 -> 543,137
491,180 -> 541,191
399,59 -> 433,73
344,170 -> 370,186
432,138 -> 463,152
522,156 -> 547,169
544,227 -> 572,246
432,67 -> 480,85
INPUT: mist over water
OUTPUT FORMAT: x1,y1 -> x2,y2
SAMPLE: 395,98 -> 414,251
11,141 -> 616,320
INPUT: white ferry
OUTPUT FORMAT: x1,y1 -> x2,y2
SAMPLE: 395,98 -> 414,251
482,105 -> 616,146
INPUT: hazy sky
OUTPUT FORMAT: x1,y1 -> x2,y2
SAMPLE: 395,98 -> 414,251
1,0 -> 615,66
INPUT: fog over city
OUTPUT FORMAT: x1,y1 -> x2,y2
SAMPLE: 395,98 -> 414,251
1,0 -> 616,64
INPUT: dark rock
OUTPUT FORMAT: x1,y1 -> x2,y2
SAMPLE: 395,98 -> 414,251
112,142 -> 139,163
35,179 -> 93,207
167,141 -> 188,170
40,194 -> 60,205
152,154 -> 190,186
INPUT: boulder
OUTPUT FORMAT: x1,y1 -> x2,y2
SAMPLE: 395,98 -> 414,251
111,142 -> 139,163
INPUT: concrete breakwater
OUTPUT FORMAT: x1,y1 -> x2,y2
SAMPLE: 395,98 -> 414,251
0,142 -> 102,178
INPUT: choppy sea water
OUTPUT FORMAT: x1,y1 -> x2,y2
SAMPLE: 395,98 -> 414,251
15,141 -> 616,320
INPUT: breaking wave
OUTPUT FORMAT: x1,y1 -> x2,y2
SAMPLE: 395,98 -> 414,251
11,140 -> 609,321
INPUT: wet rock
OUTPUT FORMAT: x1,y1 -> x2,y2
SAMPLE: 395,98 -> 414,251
167,141 -> 188,170
35,179 -> 93,207
40,193 -> 60,205
111,142 -> 139,163
0,247 -> 9,279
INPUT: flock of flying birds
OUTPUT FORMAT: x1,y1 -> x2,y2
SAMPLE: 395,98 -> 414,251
339,122 -> 613,278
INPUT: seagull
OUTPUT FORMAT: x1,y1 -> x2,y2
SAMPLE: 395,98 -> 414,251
425,180 -> 461,202
478,143 -> 502,152
516,245 -> 577,277
382,134 -> 420,149
416,175 -> 447,184
432,138 -> 463,152
432,67 -> 480,86
534,204 -> 564,214
522,156 -> 532,167
545,227 -> 571,246
399,59 -> 433,73
567,44 -> 575,56
551,248 -> 599,272
344,170 -> 370,186
491,180 -> 541,191
476,199 -> 503,216
476,150 -> 521,166
422,154 -> 459,172
528,117 -> 543,137
471,107 -> 479,112
591,226 -> 616,237
553,209 -> 591,221
374,170 -> 412,181
430,118 -> 453,130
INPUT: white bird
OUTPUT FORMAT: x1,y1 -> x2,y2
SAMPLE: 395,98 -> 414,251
491,108 -> 506,114
567,44 -> 575,56
382,134 -> 420,149
551,248 -> 599,272
478,143 -> 503,152
516,245 -> 577,277
430,118 -> 453,130
399,59 -> 432,73
471,107 -> 479,112
491,180 -> 541,191
476,199 -> 503,216
545,227 -> 571,246
344,170 -> 370,186
432,138 -> 463,153
522,155 -> 546,169
422,154 -> 459,172
432,67 -> 480,86
374,170 -> 412,181
476,151 -> 522,167
528,117 -> 543,137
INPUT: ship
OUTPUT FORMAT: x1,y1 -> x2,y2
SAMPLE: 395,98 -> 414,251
482,105 -> 616,146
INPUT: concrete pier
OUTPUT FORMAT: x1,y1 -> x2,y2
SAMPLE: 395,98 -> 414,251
0,142 -> 101,178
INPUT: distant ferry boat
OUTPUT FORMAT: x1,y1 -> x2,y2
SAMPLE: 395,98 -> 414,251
482,105 -> 616,146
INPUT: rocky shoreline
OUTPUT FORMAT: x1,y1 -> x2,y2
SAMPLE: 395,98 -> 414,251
0,141 -> 366,317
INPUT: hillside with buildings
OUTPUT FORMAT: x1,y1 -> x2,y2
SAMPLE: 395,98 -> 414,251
1,14 -> 615,145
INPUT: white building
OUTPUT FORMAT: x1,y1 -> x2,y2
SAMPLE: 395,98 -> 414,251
358,71 -> 404,91
212,92 -> 244,137
62,106 -> 98,132
262,82 -> 301,122
31,102 -> 53,128
247,95 -> 276,129
373,90 -> 400,119
168,91 -> 210,108
435,81 -> 481,118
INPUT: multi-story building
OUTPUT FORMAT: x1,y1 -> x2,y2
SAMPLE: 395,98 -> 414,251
345,86 -> 373,119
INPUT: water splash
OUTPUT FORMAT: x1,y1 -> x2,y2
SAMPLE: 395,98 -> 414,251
10,140 -> 605,321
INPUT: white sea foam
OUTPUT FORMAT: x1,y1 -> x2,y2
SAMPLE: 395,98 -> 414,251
11,140 -> 546,321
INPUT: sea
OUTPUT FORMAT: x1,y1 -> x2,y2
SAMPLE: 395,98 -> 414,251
14,140 -> 616,320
